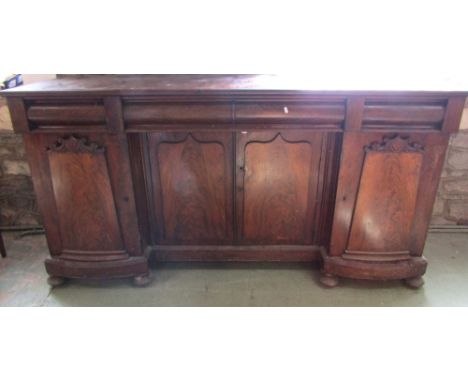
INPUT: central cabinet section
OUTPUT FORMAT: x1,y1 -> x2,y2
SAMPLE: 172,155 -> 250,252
143,129 -> 341,256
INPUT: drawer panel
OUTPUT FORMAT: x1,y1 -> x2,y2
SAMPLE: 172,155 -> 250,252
24,99 -> 107,131
123,103 -> 232,124
235,102 -> 345,124
27,104 -> 106,125
362,101 -> 446,130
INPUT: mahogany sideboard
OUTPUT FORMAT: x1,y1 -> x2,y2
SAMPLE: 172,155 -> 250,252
1,75 -> 466,288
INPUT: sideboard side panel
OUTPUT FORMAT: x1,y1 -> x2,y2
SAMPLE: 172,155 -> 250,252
328,133 -> 367,256
104,134 -> 143,257
127,133 -> 152,248
23,134 -> 63,256
7,97 -> 30,133
330,132 -> 449,260
409,133 -> 450,255
23,133 -> 142,262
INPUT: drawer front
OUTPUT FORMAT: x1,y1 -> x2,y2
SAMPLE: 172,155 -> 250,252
235,102 -> 345,125
362,100 -> 446,130
28,105 -> 106,124
123,101 -> 346,127
25,100 -> 107,131
123,103 -> 232,124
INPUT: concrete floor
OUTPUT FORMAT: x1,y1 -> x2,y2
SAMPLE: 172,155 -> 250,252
1,232 -> 468,306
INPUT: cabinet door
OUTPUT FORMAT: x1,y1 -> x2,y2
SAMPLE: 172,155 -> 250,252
148,132 -> 234,245
23,133 -> 141,261
236,131 -> 324,245
330,132 -> 449,260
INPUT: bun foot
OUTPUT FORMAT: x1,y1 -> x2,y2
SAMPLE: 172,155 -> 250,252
133,271 -> 153,287
47,276 -> 66,287
319,272 -> 339,288
404,276 -> 424,289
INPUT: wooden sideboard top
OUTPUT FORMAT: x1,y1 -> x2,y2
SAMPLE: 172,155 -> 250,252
2,75 -> 468,97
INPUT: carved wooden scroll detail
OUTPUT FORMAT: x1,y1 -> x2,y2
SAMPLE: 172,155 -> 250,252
364,134 -> 424,153
47,135 -> 104,154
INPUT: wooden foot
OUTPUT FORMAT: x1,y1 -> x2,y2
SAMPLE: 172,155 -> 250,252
404,276 -> 424,289
47,276 -> 66,287
133,271 -> 153,287
319,272 -> 339,288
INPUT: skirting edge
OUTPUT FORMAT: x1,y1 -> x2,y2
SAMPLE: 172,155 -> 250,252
321,252 -> 427,281
45,256 -> 149,280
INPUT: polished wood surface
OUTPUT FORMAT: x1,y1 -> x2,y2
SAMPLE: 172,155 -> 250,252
28,104 -> 106,126
1,75 -> 466,287
238,131 -> 321,244
149,132 -> 233,244
346,149 -> 423,258
124,103 -> 232,124
362,101 -> 446,129
22,132 -> 148,281
48,138 -> 124,256
150,245 -> 321,262
235,102 -> 345,124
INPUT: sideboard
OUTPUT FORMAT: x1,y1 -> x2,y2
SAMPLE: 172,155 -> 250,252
1,75 -> 466,288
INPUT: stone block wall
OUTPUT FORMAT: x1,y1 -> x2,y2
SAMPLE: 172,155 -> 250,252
431,129 -> 468,225
0,100 -> 41,226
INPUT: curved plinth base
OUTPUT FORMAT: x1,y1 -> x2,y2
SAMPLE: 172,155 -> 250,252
322,252 -> 427,283
45,256 -> 149,283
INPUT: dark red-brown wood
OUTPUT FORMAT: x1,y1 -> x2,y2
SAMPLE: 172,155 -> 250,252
148,131 -> 234,245
21,132 -> 148,283
236,130 -> 323,245
1,75 -> 465,287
